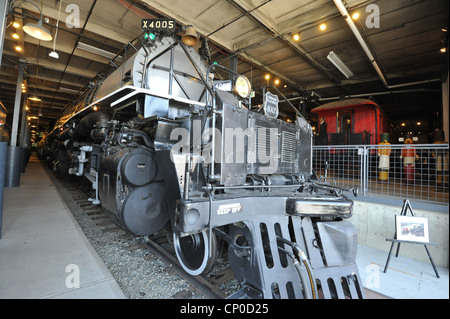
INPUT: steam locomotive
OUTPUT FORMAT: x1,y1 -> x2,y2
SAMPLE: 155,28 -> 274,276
41,26 -> 364,299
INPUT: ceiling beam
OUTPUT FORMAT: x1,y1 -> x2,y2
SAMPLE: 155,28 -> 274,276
20,2 -> 137,45
2,50 -> 98,78
0,68 -> 85,89
139,0 -> 307,94
228,0 -> 346,93
0,79 -> 78,99
22,35 -> 114,65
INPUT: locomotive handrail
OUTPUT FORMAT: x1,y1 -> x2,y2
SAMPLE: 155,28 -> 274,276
54,36 -> 142,120
108,86 -> 206,109
143,41 -> 179,90
268,85 -> 304,119
179,41 -> 215,98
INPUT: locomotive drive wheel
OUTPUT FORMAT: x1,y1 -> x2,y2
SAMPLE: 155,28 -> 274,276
173,230 -> 218,276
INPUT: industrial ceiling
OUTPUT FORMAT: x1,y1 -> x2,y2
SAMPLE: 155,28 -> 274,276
1,0 -> 448,141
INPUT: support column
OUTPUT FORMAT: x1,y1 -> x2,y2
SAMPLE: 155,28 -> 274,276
5,64 -> 25,187
0,142 -> 7,239
11,64 -> 25,147
0,0 -> 8,69
20,93 -> 30,172
442,70 -> 449,142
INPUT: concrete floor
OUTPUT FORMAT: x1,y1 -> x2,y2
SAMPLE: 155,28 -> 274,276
357,244 -> 448,299
0,156 -> 448,299
0,156 -> 125,299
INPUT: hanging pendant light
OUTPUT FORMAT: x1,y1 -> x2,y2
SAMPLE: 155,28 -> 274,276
49,0 -> 62,58
23,19 -> 52,41
15,0 -> 53,41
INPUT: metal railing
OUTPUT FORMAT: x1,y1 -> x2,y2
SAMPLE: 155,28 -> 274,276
312,144 -> 449,206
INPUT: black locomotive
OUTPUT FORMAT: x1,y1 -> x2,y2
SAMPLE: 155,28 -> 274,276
41,27 -> 364,299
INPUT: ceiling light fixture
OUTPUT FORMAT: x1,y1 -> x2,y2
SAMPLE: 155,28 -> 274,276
59,87 -> 79,94
327,51 -> 353,78
49,0 -> 62,59
28,96 -> 42,102
49,50 -> 59,58
77,42 -> 122,62
20,0 -> 53,41
440,47 -> 446,53
292,33 -> 300,41
23,20 -> 52,41
352,12 -> 360,20
319,23 -> 327,31
15,45 -> 22,52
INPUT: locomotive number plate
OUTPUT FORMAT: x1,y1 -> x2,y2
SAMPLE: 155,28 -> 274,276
141,19 -> 176,31
217,203 -> 242,215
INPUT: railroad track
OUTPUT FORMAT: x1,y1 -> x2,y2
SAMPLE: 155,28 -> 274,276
44,162 -> 388,300
44,163 -> 239,299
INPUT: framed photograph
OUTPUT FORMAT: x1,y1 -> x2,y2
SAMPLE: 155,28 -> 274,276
396,215 -> 430,243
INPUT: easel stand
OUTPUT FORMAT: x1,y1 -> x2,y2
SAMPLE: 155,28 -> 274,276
383,200 -> 440,278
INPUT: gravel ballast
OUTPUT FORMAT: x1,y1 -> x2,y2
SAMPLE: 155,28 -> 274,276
46,164 -> 240,299
47,168 -> 204,299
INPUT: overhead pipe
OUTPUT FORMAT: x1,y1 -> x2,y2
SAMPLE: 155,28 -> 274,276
279,87 -> 440,104
333,0 -> 443,91
333,0 -> 388,87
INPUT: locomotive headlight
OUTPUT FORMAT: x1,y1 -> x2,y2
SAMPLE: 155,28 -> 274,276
235,75 -> 251,99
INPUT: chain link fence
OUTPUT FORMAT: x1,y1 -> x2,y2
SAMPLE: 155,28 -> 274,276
312,144 -> 449,206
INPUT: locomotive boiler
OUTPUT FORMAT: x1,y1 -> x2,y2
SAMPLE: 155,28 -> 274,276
43,26 -> 365,299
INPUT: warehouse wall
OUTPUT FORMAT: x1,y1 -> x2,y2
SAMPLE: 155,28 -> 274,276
350,200 -> 449,268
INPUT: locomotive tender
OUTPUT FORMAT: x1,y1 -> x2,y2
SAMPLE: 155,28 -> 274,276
42,27 -> 364,299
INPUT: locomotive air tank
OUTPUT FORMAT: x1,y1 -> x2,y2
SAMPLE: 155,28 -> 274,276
44,25 -> 365,299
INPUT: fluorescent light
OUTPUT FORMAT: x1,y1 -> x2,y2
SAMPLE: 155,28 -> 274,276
59,87 -> 79,94
327,51 -> 353,78
77,42 -> 122,62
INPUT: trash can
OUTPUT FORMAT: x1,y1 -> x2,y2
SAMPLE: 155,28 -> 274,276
4,145 -> 22,187
0,142 -> 8,238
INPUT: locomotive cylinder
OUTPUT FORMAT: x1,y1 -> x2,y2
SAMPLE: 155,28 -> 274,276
98,146 -> 168,236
